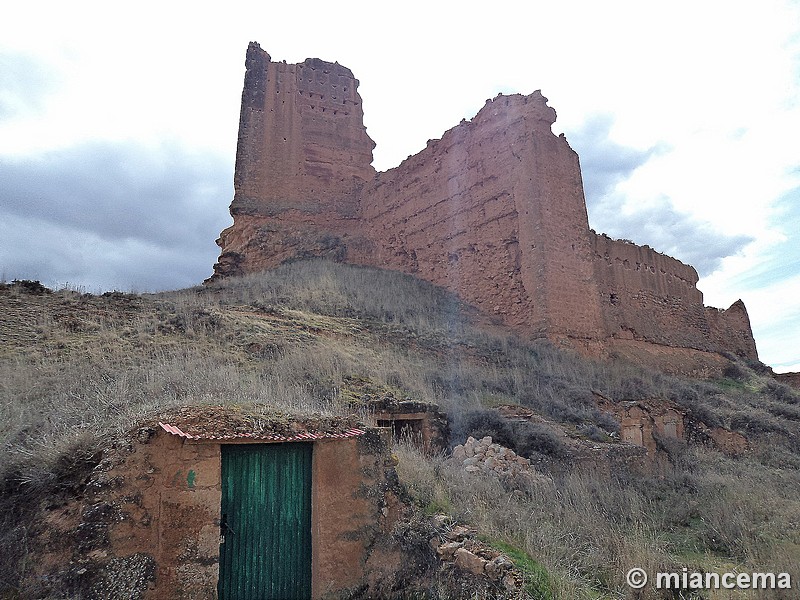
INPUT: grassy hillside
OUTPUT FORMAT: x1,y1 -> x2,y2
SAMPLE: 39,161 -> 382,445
2,261 -> 800,598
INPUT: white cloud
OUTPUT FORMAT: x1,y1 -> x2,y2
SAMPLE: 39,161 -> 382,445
738,275 -> 800,374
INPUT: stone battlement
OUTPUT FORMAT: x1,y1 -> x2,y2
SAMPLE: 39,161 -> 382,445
211,43 -> 758,362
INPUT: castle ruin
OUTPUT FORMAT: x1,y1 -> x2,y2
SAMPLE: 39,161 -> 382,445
211,42 -> 758,366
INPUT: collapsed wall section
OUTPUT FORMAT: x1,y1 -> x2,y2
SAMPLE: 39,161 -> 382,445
705,300 -> 759,358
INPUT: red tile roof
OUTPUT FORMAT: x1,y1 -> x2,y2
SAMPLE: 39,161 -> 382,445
158,422 -> 366,442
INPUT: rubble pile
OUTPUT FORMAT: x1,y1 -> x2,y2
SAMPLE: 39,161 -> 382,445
451,436 -> 549,485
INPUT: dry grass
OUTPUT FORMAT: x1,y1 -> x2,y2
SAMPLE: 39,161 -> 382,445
395,440 -> 800,599
2,263 -> 800,598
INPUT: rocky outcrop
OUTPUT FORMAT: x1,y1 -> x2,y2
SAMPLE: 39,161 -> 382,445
210,43 -> 759,363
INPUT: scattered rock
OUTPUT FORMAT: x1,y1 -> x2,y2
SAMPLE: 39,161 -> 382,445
445,525 -> 473,541
136,427 -> 155,444
502,572 -> 519,592
431,514 -> 451,528
484,558 -> 503,581
454,547 -> 487,576
436,541 -> 462,559
431,516 -> 531,597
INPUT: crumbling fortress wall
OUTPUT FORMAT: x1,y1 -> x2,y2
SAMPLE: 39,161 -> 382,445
212,42 -> 758,361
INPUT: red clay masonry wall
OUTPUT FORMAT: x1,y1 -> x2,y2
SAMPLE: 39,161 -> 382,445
211,42 -> 758,360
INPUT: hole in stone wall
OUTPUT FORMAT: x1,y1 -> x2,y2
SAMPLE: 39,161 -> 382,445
377,419 -> 424,444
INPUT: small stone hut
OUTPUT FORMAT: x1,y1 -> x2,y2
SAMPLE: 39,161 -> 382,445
29,407 -> 407,600
364,397 -> 449,453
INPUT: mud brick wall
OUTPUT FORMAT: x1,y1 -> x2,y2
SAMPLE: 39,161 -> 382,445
211,43 -> 758,360
354,93 -> 604,338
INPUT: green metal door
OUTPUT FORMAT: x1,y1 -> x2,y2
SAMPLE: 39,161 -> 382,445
218,443 -> 312,600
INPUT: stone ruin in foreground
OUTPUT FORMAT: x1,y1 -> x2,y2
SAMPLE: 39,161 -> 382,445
210,42 -> 758,372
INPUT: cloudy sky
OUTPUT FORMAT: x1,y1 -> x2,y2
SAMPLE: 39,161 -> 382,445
1,1 -> 798,372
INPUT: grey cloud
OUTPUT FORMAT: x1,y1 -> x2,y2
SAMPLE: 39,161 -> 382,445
566,114 -> 751,276
0,142 -> 233,291
592,195 -> 753,277
0,214 -> 214,292
564,113 -> 665,207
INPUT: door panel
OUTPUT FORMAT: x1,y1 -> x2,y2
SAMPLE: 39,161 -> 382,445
218,443 -> 312,600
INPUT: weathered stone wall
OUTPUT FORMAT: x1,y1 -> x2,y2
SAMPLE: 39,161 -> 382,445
777,371 -> 800,390
591,235 -> 757,357
594,395 -> 748,459
211,44 -> 759,362
591,234 -> 703,334
704,300 -> 759,358
27,428 -> 221,600
365,398 -> 450,453
311,435 -> 404,599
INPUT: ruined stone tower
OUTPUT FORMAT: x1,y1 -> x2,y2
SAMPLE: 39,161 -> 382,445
212,43 -> 758,365
214,42 -> 376,277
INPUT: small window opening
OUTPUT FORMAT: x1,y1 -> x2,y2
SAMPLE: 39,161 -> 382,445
377,419 -> 424,444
